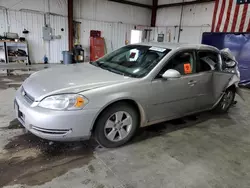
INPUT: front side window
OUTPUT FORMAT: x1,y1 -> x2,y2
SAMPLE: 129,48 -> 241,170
91,45 -> 171,78
157,51 -> 196,77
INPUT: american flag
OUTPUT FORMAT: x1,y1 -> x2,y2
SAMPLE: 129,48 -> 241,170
211,0 -> 250,32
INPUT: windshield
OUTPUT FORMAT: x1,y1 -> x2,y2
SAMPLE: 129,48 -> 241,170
91,45 -> 171,78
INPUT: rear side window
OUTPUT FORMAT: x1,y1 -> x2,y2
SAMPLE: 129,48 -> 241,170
197,51 -> 219,72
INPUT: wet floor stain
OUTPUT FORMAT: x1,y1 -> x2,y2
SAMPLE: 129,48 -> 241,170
131,112 -> 235,146
0,112 -> 232,187
0,133 -> 97,187
0,74 -> 30,90
8,118 -> 22,129
0,116 -> 202,187
131,114 -> 209,144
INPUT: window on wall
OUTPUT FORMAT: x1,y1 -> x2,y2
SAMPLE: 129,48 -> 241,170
130,30 -> 142,44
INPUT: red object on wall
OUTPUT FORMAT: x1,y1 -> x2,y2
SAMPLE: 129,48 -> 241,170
90,30 -> 101,37
90,37 -> 105,61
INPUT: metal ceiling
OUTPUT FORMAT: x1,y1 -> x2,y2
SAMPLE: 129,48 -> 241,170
108,0 -> 215,9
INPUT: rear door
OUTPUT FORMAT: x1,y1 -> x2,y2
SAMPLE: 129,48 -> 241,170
212,71 -> 234,102
195,50 -> 235,109
193,51 -> 217,111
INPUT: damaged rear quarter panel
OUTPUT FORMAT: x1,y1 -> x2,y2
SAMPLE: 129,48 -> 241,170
213,71 -> 234,101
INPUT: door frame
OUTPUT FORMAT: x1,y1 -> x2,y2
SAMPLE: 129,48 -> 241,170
147,49 -> 201,124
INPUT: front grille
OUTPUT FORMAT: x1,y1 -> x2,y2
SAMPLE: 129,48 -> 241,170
21,87 -> 35,104
32,126 -> 70,135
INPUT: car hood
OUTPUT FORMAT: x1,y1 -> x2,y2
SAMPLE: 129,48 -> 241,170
22,63 -> 133,101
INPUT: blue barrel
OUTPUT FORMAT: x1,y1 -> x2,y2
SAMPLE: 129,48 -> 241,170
62,51 -> 73,64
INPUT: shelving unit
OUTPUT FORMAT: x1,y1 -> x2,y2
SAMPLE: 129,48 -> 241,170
0,41 -> 30,75
5,42 -> 29,64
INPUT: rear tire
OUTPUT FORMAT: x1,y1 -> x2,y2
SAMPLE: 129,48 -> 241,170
213,88 -> 235,113
94,102 -> 139,148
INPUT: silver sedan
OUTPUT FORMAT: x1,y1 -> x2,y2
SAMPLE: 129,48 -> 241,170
15,42 -> 240,148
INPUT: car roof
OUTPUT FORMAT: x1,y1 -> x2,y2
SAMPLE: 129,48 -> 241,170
136,42 -> 220,53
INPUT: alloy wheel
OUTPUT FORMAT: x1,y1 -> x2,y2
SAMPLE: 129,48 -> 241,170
221,91 -> 234,110
104,111 -> 133,142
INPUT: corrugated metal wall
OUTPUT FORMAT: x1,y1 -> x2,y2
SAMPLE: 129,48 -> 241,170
49,15 -> 68,63
110,23 -> 135,52
1,0 -> 215,63
152,26 -> 180,43
77,19 -> 142,61
77,19 -> 113,61
155,2 -> 214,43
73,0 -> 151,25
1,10 -> 69,63
158,0 -> 200,5
7,10 -> 45,63
0,9 -> 7,35
0,0 -> 152,63
0,0 -> 67,16
1,9 -> 150,63
1,0 -> 151,25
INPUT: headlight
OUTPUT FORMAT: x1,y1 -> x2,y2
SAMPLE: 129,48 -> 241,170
38,94 -> 88,110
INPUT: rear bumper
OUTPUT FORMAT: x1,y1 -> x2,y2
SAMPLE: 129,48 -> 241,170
15,88 -> 99,142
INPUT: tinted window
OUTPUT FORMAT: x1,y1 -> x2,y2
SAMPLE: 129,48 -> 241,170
158,51 -> 196,77
91,45 -> 171,78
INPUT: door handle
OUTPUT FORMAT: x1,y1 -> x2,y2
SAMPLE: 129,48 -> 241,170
188,80 -> 197,86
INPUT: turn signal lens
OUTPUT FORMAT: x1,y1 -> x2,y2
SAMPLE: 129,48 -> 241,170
75,96 -> 85,108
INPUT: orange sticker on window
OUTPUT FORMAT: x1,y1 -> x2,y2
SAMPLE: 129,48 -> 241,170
184,63 -> 192,74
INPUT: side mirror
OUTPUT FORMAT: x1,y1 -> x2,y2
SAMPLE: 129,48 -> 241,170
162,69 -> 181,79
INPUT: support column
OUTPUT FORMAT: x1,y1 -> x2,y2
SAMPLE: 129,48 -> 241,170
68,0 -> 74,51
151,0 -> 158,27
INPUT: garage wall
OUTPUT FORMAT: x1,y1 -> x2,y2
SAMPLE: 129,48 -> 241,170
73,0 -> 151,25
0,0 -> 152,63
155,1 -> 214,43
0,0 -> 151,25
49,14 -> 69,63
0,0 -> 67,16
7,10 -> 45,63
0,8 -> 7,35
158,0 -> 196,5
76,19 -> 147,60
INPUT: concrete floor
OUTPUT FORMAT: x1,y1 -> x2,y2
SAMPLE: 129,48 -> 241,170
1,70 -> 250,188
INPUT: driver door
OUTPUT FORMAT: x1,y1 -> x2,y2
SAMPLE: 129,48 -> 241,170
148,50 -> 199,122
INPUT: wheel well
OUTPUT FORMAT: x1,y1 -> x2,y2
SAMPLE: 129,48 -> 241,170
91,99 -> 141,133
227,84 -> 236,92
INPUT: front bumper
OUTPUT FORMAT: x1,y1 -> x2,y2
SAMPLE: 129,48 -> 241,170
15,88 -> 99,141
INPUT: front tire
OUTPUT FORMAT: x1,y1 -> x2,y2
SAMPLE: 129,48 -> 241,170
213,88 -> 235,113
94,102 -> 139,148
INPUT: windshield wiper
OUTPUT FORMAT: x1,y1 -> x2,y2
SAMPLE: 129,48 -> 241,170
91,61 -> 136,78
102,66 -> 125,76
108,67 -> 136,78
